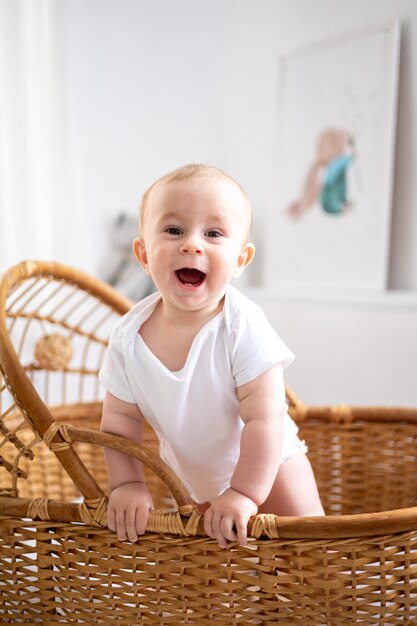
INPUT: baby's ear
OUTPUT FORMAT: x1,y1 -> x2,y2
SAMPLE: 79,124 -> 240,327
234,242 -> 255,278
133,238 -> 149,273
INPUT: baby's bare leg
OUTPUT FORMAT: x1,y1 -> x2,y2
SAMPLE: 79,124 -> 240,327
258,452 -> 324,516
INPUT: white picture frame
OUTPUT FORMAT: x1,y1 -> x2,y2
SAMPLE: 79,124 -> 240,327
266,20 -> 401,293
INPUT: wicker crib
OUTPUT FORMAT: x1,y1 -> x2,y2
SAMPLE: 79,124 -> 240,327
1,260 -> 417,625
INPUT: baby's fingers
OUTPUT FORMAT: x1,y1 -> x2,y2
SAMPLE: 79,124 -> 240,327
125,510 -> 139,543
107,503 -> 131,541
204,509 -> 227,548
203,508 -> 215,541
234,517 -> 248,546
115,510 -> 127,541
220,517 -> 238,543
107,505 -> 116,533
135,506 -> 149,537
122,505 -> 151,542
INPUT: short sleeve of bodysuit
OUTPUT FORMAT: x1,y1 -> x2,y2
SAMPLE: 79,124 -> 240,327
228,290 -> 294,388
99,324 -> 136,404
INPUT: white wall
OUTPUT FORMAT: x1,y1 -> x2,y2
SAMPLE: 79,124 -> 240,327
61,0 -> 237,259
248,289 -> 417,407
58,0 -> 417,407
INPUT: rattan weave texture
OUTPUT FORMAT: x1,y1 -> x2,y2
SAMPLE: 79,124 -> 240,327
1,261 -> 417,625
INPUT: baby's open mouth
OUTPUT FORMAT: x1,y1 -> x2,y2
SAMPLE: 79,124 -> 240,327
175,268 -> 206,286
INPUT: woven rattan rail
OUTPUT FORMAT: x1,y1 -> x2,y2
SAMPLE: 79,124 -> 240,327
1,260 -> 417,625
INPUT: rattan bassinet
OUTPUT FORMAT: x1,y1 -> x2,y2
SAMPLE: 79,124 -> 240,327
1,260 -> 417,625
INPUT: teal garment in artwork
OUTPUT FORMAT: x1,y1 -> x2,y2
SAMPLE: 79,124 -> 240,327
320,154 -> 353,214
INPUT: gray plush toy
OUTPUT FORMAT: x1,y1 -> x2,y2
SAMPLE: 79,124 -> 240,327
99,212 -> 154,302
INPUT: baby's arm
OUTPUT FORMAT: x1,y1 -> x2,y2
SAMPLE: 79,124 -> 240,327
204,363 -> 285,547
100,391 -> 153,541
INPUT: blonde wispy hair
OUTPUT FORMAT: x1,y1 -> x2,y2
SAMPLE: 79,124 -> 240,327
139,163 -> 252,235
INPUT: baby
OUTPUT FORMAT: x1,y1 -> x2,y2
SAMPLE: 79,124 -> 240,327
100,163 -> 324,548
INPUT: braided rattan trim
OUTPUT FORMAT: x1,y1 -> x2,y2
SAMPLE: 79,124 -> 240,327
43,421 -> 72,451
78,496 -> 108,526
27,497 -> 50,520
250,513 -> 281,539
145,510 -> 201,536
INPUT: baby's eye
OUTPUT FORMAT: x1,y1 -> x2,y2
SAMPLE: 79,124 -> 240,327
165,227 -> 183,236
206,230 -> 223,238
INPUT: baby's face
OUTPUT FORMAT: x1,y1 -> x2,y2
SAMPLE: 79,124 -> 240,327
134,176 -> 254,316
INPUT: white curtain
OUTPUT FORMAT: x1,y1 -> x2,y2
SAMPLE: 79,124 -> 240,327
0,0 -> 95,275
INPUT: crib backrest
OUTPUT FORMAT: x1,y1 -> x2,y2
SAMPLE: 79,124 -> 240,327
0,261 -> 132,500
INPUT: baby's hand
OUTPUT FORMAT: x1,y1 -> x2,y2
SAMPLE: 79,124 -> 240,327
203,488 -> 258,548
107,481 -> 153,542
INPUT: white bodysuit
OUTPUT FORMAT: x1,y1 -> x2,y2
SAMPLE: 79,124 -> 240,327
99,286 -> 306,503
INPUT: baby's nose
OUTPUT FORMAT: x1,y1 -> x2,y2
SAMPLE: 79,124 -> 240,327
180,236 -> 204,255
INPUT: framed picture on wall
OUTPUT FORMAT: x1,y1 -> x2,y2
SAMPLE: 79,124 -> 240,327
266,20 -> 400,293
